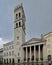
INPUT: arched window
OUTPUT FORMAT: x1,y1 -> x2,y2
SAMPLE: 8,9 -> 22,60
4,59 -> 6,63
12,58 -> 14,63
48,55 -> 51,61
16,14 -> 18,19
7,59 -> 8,64
16,23 -> 18,28
18,59 -> 20,63
19,22 -> 21,27
9,58 -> 11,63
17,36 -> 19,40
19,12 -> 21,18
18,53 -> 20,56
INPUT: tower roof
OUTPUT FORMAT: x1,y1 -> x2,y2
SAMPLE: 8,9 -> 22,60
14,3 -> 26,21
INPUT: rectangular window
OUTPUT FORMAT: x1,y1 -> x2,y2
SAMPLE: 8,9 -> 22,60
9,52 -> 11,56
17,36 -> 19,40
7,52 -> 8,56
16,14 -> 18,19
19,13 -> 21,18
18,53 -> 20,56
19,22 -> 21,27
12,45 -> 14,49
12,51 -> 14,55
4,53 -> 6,56
9,46 -> 12,49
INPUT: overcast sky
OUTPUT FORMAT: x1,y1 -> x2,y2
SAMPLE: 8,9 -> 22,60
0,0 -> 52,48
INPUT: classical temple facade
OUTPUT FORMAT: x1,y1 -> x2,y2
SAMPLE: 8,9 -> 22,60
22,32 -> 52,62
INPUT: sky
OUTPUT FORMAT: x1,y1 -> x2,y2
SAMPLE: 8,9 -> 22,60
0,0 -> 52,48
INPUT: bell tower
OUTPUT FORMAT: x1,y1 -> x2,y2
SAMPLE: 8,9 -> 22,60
14,4 -> 26,63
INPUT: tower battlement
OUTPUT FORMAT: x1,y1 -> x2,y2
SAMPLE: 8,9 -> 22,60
14,3 -> 23,12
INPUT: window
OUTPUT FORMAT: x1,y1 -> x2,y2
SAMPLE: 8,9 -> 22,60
9,58 -> 11,63
12,58 -> 14,63
9,46 -> 12,49
7,52 -> 8,56
17,36 -> 19,40
16,14 -> 18,19
7,59 -> 8,63
48,55 -> 51,60
9,52 -> 11,56
18,59 -> 20,63
12,51 -> 14,55
16,23 -> 18,28
12,45 -> 14,49
18,53 -> 20,56
19,12 -> 21,18
19,22 -> 21,27
4,59 -> 6,63
4,53 -> 6,56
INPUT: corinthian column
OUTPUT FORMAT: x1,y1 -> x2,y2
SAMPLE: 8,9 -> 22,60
34,46 -> 36,61
30,46 -> 31,62
26,47 -> 27,62
38,45 -> 40,61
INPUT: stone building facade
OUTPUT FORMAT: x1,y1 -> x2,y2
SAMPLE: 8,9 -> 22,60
0,48 -> 3,63
2,4 -> 52,63
3,41 -> 15,63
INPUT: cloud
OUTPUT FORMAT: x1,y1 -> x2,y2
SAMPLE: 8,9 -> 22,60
0,38 -> 9,49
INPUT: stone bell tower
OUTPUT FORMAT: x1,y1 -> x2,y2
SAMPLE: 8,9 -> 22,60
14,4 -> 26,63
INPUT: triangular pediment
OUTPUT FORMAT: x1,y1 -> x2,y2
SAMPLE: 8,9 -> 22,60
22,38 -> 42,46
26,38 -> 41,44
